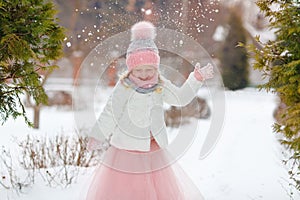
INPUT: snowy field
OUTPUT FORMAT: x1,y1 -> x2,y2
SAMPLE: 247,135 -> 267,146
0,87 -> 299,200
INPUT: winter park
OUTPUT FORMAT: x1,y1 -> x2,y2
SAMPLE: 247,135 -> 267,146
0,0 -> 299,200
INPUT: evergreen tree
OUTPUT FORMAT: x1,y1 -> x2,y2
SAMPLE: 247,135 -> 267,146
0,0 -> 65,126
246,0 -> 300,191
220,8 -> 249,90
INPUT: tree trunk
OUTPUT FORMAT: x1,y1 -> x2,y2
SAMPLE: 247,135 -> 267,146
33,104 -> 41,129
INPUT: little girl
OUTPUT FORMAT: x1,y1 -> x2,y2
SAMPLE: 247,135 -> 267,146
86,21 -> 214,200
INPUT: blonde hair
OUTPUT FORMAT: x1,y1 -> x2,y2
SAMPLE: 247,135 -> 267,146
118,70 -> 130,81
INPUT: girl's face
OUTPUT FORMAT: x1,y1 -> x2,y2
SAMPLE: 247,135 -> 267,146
131,65 -> 157,81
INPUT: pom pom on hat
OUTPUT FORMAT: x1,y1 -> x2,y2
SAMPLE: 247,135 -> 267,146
131,21 -> 156,41
126,21 -> 160,71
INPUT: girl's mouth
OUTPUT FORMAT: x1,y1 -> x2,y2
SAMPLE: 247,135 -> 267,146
138,76 -> 152,81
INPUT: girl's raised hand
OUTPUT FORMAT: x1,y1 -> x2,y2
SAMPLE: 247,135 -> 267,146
194,63 -> 214,81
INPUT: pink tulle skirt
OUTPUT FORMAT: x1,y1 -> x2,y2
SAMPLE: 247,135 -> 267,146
86,139 -> 204,200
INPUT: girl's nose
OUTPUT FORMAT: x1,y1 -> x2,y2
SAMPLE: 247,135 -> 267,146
141,71 -> 148,78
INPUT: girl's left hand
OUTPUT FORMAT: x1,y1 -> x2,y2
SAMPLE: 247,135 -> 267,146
194,63 -> 214,81
87,137 -> 110,151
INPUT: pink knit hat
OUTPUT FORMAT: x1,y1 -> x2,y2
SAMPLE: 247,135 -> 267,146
126,21 -> 160,72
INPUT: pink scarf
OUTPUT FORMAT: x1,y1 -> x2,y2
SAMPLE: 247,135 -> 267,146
128,73 -> 159,89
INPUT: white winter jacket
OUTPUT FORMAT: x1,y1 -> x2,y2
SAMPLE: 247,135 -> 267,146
89,72 -> 203,151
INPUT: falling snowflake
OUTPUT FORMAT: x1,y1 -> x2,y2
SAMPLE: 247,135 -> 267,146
66,42 -> 72,47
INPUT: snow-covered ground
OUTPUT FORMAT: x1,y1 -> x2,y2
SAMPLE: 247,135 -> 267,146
0,87 -> 299,200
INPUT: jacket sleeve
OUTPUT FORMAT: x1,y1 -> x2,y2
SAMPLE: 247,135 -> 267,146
89,94 -> 116,142
162,71 -> 203,106
89,81 -> 125,142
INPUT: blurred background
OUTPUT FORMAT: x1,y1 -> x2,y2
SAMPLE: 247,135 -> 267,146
47,0 -> 271,97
